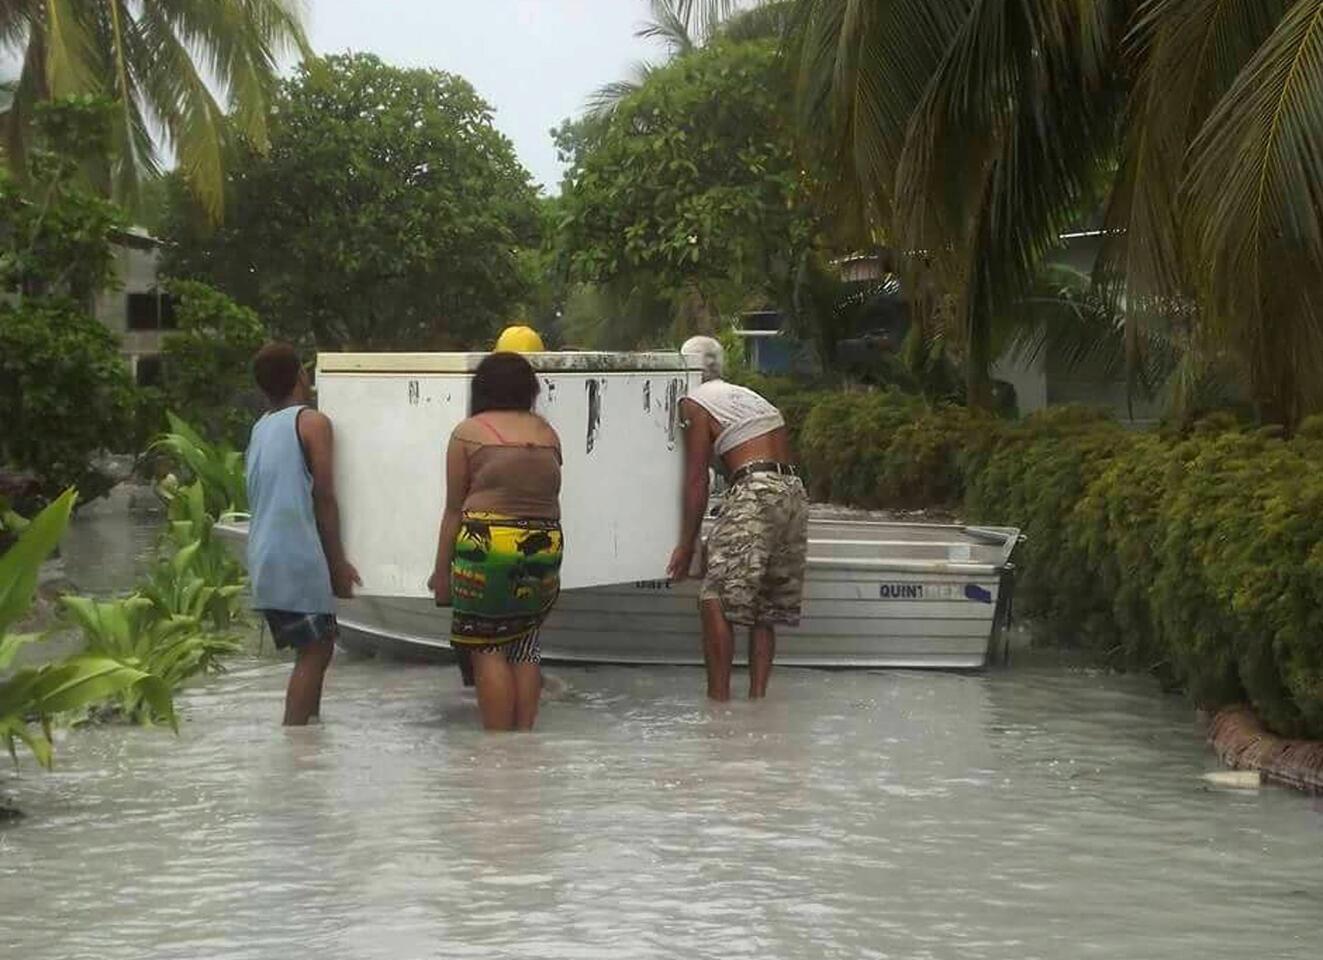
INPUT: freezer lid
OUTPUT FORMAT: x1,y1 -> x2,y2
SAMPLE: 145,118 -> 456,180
317,351 -> 700,374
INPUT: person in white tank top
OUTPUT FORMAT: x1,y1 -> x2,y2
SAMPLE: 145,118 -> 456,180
666,336 -> 809,702
684,378 -> 786,457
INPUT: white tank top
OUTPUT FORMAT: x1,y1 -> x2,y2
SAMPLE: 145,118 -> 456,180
685,380 -> 785,456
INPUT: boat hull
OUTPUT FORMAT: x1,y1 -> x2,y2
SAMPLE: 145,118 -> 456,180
220,518 -> 1018,669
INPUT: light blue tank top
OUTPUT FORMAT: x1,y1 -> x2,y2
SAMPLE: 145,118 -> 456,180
245,406 -> 335,614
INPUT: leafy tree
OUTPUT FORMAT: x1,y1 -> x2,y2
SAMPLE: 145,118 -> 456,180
0,299 -> 137,503
557,40 -> 819,342
790,0 -> 1323,424
0,0 -> 309,219
0,98 -> 124,301
0,98 -> 136,503
158,281 -> 268,448
163,53 -> 540,349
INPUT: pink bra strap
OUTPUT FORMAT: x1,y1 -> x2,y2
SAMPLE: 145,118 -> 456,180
474,415 -> 510,444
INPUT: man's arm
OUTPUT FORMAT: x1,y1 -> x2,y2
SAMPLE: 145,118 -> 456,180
298,409 -> 359,598
667,398 -> 711,581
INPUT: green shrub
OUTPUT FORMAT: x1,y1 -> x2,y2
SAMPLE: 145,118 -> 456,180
683,374 -> 1323,736
59,595 -> 240,724
0,300 -> 137,503
797,389 -> 993,508
963,408 -> 1129,642
151,413 -> 248,517
0,491 -> 176,767
160,280 -> 267,449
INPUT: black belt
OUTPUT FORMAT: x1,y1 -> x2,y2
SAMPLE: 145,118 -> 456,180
728,461 -> 800,485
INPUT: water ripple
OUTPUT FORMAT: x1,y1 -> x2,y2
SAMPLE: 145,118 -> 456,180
2,662 -> 1320,959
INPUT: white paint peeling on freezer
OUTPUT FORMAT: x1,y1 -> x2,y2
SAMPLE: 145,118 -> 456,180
314,351 -> 703,597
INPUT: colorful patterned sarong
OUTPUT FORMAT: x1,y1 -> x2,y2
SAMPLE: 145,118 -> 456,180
450,513 -> 563,648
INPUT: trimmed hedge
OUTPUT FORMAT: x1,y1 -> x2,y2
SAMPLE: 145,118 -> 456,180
768,385 -> 1323,739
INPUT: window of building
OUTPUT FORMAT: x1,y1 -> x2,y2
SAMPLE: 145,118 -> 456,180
125,291 -> 177,331
135,354 -> 163,388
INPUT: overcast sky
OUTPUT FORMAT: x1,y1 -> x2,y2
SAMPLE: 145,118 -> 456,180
305,0 -> 664,193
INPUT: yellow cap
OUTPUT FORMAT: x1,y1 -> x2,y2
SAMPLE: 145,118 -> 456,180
493,325 -> 545,353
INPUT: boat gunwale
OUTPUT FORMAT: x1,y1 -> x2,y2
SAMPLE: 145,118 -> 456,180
335,617 -> 992,670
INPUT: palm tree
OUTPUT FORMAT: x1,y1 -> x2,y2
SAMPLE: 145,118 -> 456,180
0,0 -> 310,220
588,0 -> 788,117
790,0 -> 1323,425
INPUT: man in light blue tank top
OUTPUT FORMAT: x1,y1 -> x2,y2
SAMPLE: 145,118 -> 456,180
247,343 -> 360,725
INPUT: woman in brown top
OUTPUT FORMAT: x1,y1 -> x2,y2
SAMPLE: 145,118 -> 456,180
428,353 -> 563,731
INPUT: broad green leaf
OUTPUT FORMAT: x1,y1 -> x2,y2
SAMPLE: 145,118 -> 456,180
0,633 -> 42,672
171,540 -> 202,578
0,717 -> 53,769
0,668 -> 43,719
31,655 -> 166,722
0,489 -> 77,635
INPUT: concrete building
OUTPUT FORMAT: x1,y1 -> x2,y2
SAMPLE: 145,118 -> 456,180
751,234 -> 1163,422
988,229 -> 1163,422
94,227 -> 173,387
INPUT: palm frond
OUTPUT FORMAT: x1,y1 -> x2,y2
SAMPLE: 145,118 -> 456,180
134,2 -> 228,220
787,0 -> 969,224
638,0 -> 699,55
1,0 -> 308,219
671,0 -> 744,47
585,63 -> 657,120
41,0 -> 97,97
894,0 -> 1123,400
1099,0 -> 1291,370
1,29 -> 44,171
1184,0 -> 1323,420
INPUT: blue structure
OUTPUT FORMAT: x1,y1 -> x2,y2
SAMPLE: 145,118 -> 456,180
736,311 -> 817,375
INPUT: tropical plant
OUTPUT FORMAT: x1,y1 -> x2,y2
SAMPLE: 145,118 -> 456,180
146,475 -> 247,633
151,413 -> 248,518
161,53 -> 540,349
1,654 -> 176,767
0,0 -> 311,218
789,0 -> 1323,425
0,490 -> 175,766
59,595 -> 238,723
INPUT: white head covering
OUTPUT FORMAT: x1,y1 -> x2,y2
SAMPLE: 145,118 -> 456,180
681,335 -> 725,382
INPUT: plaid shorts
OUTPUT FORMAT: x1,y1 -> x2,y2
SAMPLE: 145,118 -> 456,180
261,610 -> 337,650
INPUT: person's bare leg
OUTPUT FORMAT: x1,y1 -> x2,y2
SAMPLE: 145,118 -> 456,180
471,651 -> 517,731
284,637 -> 334,726
456,646 -> 476,687
512,662 -> 542,731
310,637 -> 334,719
700,599 -> 734,702
748,624 -> 775,699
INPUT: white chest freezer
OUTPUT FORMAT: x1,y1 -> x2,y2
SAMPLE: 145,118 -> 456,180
315,351 -> 702,597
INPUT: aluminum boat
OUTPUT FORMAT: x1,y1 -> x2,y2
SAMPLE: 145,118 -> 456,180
217,515 -> 1019,669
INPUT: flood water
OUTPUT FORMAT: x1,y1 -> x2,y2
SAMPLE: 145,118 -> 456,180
3,489 -> 1321,959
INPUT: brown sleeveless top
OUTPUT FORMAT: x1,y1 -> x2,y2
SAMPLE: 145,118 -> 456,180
459,416 -> 562,519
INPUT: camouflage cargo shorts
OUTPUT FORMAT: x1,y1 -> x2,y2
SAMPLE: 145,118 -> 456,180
700,472 -> 809,626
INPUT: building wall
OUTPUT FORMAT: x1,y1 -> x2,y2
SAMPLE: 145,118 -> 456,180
993,230 -> 1162,422
991,349 -> 1048,415
93,242 -> 165,381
